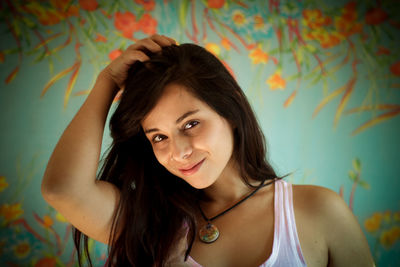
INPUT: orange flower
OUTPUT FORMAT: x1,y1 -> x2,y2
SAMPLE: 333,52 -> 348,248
135,0 -> 156,11
35,257 -> 56,267
335,2 -> 362,37
207,0 -> 225,9
109,49 -> 123,61
266,73 -> 286,90
0,203 -> 24,223
39,9 -> 62,26
79,0 -> 98,11
302,9 -> 332,29
138,13 -> 157,35
95,33 -> 107,42
114,11 -> 139,38
365,7 -> 387,25
254,15 -> 264,30
380,226 -> 400,248
249,47 -> 268,64
43,215 -> 54,228
390,61 -> 400,76
364,212 -> 383,232
205,43 -> 221,56
232,10 -> 246,27
14,241 -> 30,259
0,176 -> 8,192
221,38 -> 231,50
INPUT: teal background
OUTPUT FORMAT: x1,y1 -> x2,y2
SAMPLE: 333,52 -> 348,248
1,0 -> 400,266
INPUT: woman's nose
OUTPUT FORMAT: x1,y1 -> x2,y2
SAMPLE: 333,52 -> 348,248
170,136 -> 192,161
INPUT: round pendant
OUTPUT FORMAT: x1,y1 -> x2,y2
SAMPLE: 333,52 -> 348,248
199,223 -> 219,243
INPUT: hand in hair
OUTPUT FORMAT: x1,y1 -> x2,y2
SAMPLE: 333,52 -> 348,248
102,34 -> 176,90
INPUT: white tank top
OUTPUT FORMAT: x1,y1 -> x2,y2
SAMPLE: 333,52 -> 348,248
187,180 -> 307,266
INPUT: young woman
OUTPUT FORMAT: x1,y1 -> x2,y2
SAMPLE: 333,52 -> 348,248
42,34 -> 374,266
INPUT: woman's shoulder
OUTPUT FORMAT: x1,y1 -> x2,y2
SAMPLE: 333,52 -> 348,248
291,183 -> 349,219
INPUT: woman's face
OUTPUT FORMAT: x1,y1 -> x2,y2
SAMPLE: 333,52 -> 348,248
141,83 -> 235,189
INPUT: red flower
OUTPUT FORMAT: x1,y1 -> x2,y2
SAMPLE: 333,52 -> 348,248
109,49 -> 123,61
365,7 -> 387,25
95,33 -> 107,42
390,61 -> 400,76
79,0 -> 98,11
134,0 -> 156,11
138,13 -> 157,35
114,11 -> 140,38
207,0 -> 225,9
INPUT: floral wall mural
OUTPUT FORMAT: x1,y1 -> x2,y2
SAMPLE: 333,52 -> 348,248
0,0 -> 399,266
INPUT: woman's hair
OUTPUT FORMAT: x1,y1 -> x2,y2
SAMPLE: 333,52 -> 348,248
73,43 -> 279,266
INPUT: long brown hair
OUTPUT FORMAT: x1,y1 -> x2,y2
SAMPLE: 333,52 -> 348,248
73,43 -> 279,266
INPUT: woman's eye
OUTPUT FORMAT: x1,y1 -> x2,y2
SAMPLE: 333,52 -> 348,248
184,121 -> 199,130
152,135 -> 165,143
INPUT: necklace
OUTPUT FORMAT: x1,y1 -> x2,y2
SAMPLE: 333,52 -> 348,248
198,179 -> 275,243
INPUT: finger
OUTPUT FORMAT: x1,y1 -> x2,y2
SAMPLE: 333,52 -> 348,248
127,38 -> 163,54
150,34 -> 176,46
124,50 -> 150,64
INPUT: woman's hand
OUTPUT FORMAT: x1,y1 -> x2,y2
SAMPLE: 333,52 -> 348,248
102,34 -> 176,90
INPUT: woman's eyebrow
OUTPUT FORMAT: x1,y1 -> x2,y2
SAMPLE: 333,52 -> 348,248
175,109 -> 199,124
144,109 -> 200,134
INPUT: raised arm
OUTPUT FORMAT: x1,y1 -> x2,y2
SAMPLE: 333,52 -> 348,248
41,34 -> 176,244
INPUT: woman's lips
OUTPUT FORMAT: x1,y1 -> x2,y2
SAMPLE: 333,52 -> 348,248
179,159 -> 205,176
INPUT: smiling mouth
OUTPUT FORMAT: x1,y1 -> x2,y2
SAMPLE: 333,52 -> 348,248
179,159 -> 205,176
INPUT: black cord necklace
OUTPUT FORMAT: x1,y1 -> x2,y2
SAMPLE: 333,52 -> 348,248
198,179 -> 275,243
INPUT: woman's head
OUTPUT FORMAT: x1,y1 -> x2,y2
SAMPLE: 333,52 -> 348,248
111,43 -> 276,187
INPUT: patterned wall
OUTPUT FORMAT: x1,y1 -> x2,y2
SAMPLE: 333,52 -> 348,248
1,0 -> 399,266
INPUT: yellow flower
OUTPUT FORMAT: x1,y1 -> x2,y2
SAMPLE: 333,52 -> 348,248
0,176 -> 8,192
14,241 -> 30,258
249,47 -> 268,64
232,10 -> 246,27
380,226 -> 400,249
383,210 -> 391,223
0,203 -> 24,224
364,212 -> 383,233
205,43 -> 221,57
266,73 -> 286,90
56,212 -> 68,223
393,211 -> 400,222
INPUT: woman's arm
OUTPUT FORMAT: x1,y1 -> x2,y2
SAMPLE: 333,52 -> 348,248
41,34 -> 176,244
294,185 -> 374,267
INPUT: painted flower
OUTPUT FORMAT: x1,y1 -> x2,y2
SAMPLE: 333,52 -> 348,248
205,43 -> 221,56
364,212 -> 383,232
35,257 -> 56,267
95,33 -> 107,42
207,0 -> 225,9
254,15 -> 264,30
138,13 -> 157,35
42,215 -> 54,228
302,9 -> 332,29
0,203 -> 23,224
0,52 -> 4,63
56,212 -> 68,223
0,176 -> 8,192
14,241 -> 30,259
266,73 -> 286,90
232,10 -> 246,27
109,49 -> 123,60
380,226 -> 400,248
39,9 -> 63,26
390,61 -> 400,76
220,38 -> 231,50
376,46 -> 390,55
335,2 -> 362,38
249,47 -> 268,64
114,11 -> 140,38
394,211 -> 400,222
79,0 -> 98,11
135,0 -> 156,11
365,7 -> 388,25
